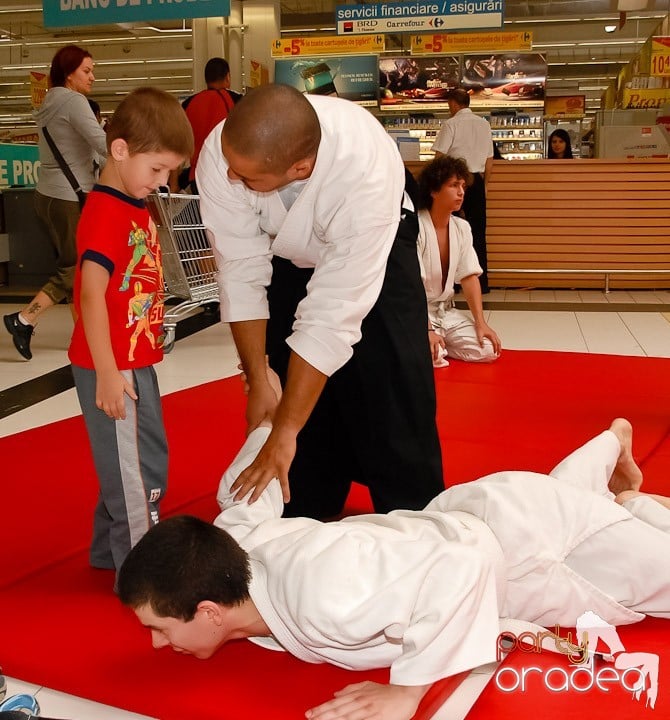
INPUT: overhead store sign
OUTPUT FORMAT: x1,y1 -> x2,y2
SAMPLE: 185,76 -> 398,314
335,1 -> 504,36
412,30 -> 531,54
272,35 -> 385,58
0,144 -> 40,189
42,0 -> 230,29
623,87 -> 670,109
650,37 -> 670,77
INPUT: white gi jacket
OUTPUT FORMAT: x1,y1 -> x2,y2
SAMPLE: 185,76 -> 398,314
196,96 -> 406,377
417,209 -> 481,328
215,429 -> 642,687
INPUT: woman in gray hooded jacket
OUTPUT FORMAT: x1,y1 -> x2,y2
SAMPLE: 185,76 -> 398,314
4,44 -> 107,360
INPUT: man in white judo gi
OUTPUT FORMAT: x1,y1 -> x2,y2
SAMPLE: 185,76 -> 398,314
416,156 -> 501,366
119,366 -> 670,720
195,83 -> 443,520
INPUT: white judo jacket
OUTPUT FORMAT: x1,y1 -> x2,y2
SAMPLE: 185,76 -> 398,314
417,209 -> 482,329
214,428 -> 641,688
196,95 -> 406,377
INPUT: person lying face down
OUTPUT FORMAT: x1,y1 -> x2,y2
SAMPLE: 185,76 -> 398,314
118,405 -> 670,720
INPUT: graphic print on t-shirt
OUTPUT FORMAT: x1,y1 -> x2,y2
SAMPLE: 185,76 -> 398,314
119,220 -> 165,362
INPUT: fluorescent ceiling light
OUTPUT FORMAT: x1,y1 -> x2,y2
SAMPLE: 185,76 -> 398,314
96,58 -> 191,66
578,40 -> 643,46
4,63 -> 49,70
137,25 -> 190,33
532,43 -> 578,48
505,18 -> 575,24
548,60 -> 628,66
605,25 -> 617,32
561,75 -> 616,81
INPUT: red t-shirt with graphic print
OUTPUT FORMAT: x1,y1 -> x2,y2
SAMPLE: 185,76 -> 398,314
69,185 -> 165,370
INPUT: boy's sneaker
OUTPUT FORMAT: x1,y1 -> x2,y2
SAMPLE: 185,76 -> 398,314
3,313 -> 34,360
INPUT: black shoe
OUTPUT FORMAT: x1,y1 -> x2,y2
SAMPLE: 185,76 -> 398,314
3,312 -> 34,360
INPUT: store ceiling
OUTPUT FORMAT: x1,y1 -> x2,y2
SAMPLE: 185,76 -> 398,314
0,0 -> 668,131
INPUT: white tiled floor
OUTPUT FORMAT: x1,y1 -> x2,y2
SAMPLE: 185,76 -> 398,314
2,291 -> 670,719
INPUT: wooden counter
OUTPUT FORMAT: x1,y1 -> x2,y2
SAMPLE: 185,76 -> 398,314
406,158 -> 670,290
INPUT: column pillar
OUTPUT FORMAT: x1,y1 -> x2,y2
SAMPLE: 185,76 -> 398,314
237,0 -> 280,87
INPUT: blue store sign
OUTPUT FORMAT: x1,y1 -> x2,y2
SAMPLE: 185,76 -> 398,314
335,1 -> 504,35
0,144 -> 40,189
43,0 -> 230,30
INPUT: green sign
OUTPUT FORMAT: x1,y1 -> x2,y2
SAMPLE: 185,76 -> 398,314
0,144 -> 40,188
43,0 -> 230,30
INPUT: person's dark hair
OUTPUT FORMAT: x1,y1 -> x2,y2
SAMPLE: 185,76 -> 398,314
221,84 -> 321,173
204,57 -> 231,85
105,86 -> 194,158
446,87 -> 471,108
49,45 -> 92,88
547,128 -> 574,159
417,155 -> 473,210
118,516 -> 251,621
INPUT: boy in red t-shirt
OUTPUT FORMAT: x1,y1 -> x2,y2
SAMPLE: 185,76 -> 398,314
69,87 -> 193,583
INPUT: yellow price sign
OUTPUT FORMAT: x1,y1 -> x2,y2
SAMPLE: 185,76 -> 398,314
650,37 -> 670,77
271,35 -> 385,58
411,31 -> 532,55
30,71 -> 49,110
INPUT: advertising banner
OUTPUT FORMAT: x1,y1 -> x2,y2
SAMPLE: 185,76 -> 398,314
30,72 -> 49,110
335,1 -> 504,36
622,87 -> 670,109
650,37 -> 670,77
544,95 -> 585,118
0,143 -> 40,188
274,55 -> 379,106
43,0 -> 230,29
411,30 -> 531,54
272,35 -> 385,58
379,55 -> 460,111
461,52 -> 546,107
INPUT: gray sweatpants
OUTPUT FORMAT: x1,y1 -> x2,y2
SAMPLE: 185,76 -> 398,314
72,365 -> 168,573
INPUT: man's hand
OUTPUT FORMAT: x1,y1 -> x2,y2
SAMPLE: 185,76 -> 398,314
474,320 -> 502,356
232,348 -> 327,506
428,329 -> 447,365
229,424 -> 296,503
305,682 -> 430,720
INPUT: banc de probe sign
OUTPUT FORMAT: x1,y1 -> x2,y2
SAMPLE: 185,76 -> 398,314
43,0 -> 230,29
335,1 -> 504,35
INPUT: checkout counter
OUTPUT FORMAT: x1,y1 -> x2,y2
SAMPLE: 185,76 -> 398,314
0,143 -> 55,288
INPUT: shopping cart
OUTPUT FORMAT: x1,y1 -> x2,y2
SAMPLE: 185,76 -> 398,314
147,191 -> 219,352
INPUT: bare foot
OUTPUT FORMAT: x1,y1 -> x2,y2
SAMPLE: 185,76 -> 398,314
614,489 -> 642,505
608,418 -> 643,496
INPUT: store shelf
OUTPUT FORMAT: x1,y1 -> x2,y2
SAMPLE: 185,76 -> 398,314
381,108 -> 548,161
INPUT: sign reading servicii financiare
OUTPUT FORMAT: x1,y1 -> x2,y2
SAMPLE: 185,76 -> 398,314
43,0 -> 230,30
335,1 -> 504,35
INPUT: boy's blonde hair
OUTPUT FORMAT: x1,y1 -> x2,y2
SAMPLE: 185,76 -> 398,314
106,87 -> 194,159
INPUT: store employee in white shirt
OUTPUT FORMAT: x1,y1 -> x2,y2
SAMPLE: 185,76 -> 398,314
432,87 -> 494,293
196,83 -> 443,519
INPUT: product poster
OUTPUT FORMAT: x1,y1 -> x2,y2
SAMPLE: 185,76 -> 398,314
379,56 -> 460,111
274,55 -> 379,106
460,53 -> 547,108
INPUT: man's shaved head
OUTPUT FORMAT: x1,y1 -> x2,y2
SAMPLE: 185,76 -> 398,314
221,84 -> 321,173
